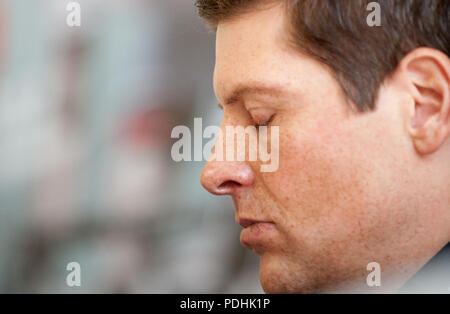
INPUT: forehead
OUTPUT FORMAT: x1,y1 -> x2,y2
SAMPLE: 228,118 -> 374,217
213,3 -> 291,103
212,3 -> 340,109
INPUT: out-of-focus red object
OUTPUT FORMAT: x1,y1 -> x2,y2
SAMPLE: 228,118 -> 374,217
121,108 -> 174,150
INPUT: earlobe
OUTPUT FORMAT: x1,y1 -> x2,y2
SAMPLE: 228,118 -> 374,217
402,48 -> 450,155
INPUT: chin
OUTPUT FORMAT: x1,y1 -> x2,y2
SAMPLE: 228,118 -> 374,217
259,253 -> 314,294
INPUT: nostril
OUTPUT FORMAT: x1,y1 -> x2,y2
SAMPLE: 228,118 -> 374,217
218,180 -> 241,193
200,161 -> 254,195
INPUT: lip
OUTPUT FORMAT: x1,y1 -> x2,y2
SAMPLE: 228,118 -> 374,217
238,218 -> 273,228
238,218 -> 276,251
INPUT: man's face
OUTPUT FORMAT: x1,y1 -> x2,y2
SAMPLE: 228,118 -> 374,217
200,4 -> 449,293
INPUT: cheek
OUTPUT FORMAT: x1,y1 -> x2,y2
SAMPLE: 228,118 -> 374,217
270,115 -> 365,219
263,106 -> 400,248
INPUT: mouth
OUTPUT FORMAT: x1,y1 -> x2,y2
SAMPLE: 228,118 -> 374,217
238,218 -> 273,228
238,218 -> 277,251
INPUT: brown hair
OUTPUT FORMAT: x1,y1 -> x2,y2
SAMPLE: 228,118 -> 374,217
195,0 -> 450,111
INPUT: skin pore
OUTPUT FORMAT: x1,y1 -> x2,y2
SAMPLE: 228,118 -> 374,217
200,2 -> 450,293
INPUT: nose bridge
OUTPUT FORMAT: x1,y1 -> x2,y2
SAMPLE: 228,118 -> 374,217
200,114 -> 255,195
200,112 -> 256,195
219,109 -> 256,162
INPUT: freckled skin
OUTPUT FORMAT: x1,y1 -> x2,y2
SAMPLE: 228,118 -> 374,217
200,3 -> 450,293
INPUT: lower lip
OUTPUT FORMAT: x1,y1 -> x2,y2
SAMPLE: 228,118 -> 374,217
240,222 -> 277,246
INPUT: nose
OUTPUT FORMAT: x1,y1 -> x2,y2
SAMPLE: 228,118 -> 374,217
200,160 -> 255,195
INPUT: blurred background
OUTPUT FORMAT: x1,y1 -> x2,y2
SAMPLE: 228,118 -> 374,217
0,0 -> 261,293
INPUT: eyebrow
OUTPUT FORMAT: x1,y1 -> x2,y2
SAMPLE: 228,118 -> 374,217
217,83 -> 286,109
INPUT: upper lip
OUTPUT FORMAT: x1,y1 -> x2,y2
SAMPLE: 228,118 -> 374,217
238,218 -> 273,228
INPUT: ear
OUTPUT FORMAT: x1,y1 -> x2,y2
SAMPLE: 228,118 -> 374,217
400,48 -> 450,155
